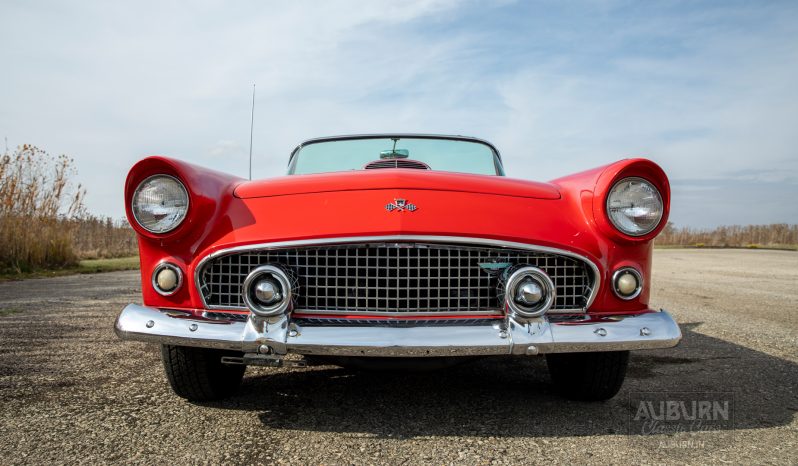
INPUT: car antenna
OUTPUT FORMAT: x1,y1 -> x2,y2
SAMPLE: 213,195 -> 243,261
248,83 -> 256,180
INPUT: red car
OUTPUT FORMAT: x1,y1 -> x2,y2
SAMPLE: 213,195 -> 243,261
116,134 -> 681,401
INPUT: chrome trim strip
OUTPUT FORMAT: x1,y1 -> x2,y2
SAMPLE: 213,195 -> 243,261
115,304 -> 681,356
286,324 -> 510,357
193,235 -> 601,312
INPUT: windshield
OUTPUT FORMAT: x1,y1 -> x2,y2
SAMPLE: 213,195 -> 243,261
288,136 -> 503,176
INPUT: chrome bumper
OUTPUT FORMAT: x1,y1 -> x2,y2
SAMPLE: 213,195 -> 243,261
115,304 -> 682,357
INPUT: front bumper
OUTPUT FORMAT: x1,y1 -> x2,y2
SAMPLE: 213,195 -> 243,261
114,304 -> 682,357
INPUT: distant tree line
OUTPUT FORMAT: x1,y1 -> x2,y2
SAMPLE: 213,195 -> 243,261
656,222 -> 798,249
69,215 -> 138,259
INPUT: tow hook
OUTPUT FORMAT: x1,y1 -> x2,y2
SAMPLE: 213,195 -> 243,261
221,353 -> 307,368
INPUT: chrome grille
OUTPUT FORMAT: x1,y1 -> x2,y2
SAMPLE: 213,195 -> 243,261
293,317 -> 502,327
198,242 -> 595,314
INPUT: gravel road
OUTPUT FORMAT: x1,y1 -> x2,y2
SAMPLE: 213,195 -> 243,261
1,249 -> 796,465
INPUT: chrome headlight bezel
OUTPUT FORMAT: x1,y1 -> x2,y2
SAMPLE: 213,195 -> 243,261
605,177 -> 664,237
131,174 -> 190,234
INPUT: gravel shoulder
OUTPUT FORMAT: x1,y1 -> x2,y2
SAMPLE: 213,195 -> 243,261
0,250 -> 796,465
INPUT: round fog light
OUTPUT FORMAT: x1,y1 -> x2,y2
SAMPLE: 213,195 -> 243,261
254,278 -> 281,304
501,266 -> 555,318
243,265 -> 293,316
613,267 -> 642,300
152,263 -> 183,296
515,278 -> 544,306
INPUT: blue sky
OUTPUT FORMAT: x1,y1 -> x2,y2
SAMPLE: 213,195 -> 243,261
1,0 -> 797,227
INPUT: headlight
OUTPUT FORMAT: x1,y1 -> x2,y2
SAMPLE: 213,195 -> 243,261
606,177 -> 663,236
132,175 -> 189,233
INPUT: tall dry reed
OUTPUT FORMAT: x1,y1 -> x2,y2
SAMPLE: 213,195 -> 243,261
0,144 -> 87,272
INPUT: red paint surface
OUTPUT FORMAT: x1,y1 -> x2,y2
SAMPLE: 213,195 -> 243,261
126,156 -> 670,318
234,169 -> 561,200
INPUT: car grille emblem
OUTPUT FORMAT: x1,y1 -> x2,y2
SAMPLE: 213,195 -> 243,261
385,198 -> 417,212
478,262 -> 513,274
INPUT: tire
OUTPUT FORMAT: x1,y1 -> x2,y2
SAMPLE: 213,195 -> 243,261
546,351 -> 629,401
160,345 -> 246,401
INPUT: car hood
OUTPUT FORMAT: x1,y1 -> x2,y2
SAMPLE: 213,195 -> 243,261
234,170 -> 561,200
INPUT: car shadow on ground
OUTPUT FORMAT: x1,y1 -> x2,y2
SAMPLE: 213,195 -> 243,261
207,323 -> 797,438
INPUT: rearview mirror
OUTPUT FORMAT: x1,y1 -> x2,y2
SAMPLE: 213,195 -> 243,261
380,149 -> 409,159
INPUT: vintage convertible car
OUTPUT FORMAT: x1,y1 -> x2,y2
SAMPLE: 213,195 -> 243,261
115,134 -> 681,402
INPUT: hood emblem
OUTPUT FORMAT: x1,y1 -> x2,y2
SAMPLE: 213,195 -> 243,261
385,198 -> 417,212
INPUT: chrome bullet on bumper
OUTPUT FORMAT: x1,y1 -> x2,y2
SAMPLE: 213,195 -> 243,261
115,304 -> 682,357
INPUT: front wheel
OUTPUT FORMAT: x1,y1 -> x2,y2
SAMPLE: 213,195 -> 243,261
546,351 -> 629,401
161,345 -> 245,401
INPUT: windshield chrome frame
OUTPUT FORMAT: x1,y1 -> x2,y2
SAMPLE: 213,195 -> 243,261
287,133 -> 505,176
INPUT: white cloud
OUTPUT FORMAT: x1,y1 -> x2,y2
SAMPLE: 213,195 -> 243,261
208,139 -> 244,158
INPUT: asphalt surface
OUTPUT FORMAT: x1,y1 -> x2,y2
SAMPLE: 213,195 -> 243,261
0,249 -> 796,465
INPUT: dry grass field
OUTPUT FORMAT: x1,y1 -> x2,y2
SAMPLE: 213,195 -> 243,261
0,248 -> 795,465
0,145 -> 136,275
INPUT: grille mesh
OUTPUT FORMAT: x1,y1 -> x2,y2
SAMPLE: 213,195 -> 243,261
199,242 -> 594,314
364,159 -> 430,170
293,317 -> 501,327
